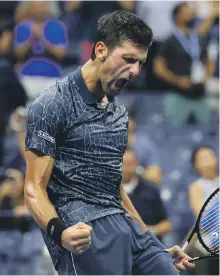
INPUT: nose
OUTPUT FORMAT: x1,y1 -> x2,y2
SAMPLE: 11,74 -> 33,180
129,62 -> 140,78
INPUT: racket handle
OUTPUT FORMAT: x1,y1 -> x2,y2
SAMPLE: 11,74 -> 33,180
181,241 -> 188,251
189,255 -> 219,262
189,257 -> 199,263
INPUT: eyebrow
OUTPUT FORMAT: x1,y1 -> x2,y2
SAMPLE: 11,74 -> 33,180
122,55 -> 147,64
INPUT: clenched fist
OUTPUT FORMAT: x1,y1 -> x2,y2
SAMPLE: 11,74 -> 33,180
165,245 -> 195,271
61,222 -> 93,255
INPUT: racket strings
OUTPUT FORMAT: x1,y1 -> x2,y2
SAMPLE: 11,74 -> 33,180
199,192 -> 219,253
200,215 -> 219,234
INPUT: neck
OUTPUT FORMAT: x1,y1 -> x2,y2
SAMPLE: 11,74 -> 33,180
81,59 -> 106,102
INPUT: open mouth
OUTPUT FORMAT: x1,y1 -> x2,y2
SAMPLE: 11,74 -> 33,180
115,78 -> 131,91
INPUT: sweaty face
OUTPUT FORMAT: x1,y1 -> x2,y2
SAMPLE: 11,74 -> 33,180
195,148 -> 218,179
100,41 -> 148,96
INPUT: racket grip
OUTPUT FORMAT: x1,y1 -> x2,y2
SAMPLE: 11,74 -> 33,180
181,241 -> 188,251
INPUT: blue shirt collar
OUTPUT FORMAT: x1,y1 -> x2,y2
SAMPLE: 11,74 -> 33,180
73,66 -> 115,105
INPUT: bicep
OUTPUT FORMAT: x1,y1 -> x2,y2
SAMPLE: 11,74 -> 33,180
25,149 -> 54,194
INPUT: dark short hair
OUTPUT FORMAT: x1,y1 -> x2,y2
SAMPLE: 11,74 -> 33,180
91,10 -> 153,60
191,145 -> 215,168
172,2 -> 187,23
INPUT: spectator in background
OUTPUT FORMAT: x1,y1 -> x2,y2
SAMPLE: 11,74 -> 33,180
0,1 -> 18,24
188,145 -> 219,275
0,23 -> 27,169
136,0 -> 181,90
72,1 -> 135,62
81,1 -> 136,42
0,169 -> 26,212
153,2 -> 214,125
59,1 -> 85,69
0,106 -> 27,175
0,169 -> 47,275
122,148 -> 171,241
195,1 -> 219,112
14,1 -> 61,24
128,110 -> 162,185
190,0 -> 219,38
14,0 -> 68,101
59,0 -> 84,43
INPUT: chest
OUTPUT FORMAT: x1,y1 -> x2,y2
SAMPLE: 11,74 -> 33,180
58,103 -> 128,154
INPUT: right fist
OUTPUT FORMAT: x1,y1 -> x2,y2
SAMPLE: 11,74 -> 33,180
61,222 -> 93,255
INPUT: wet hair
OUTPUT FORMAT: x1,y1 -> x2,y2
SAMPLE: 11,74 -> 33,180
91,10 -> 153,60
191,145 -> 215,168
172,2 -> 187,23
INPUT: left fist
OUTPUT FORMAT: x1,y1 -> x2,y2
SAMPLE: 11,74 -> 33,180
165,245 -> 195,271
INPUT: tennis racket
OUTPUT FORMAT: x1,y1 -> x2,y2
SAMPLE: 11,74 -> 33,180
182,187 -> 219,262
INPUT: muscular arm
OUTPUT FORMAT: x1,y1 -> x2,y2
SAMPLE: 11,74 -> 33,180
120,184 -> 148,232
24,150 -> 58,231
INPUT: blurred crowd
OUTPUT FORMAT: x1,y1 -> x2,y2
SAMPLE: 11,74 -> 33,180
0,1 -> 219,275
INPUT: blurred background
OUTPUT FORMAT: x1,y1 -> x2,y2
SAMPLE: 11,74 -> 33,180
0,0 -> 219,275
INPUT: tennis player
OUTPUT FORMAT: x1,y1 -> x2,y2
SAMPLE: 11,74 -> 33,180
24,10 -> 195,275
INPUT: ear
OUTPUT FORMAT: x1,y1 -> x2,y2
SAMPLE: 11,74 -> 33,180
95,41 -> 108,62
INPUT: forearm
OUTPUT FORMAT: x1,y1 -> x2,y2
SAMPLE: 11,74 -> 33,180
24,152 -> 58,231
197,17 -> 216,36
44,43 -> 66,59
120,185 -> 148,232
205,58 -> 215,80
24,184 -> 58,231
15,41 -> 33,59
150,220 -> 172,236
154,58 -> 178,86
